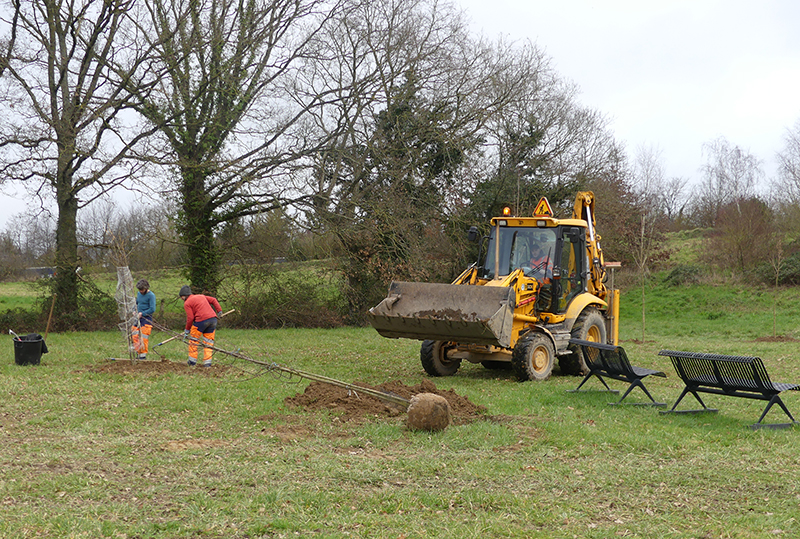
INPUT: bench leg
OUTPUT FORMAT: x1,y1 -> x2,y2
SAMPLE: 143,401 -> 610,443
609,379 -> 666,407
659,386 -> 718,415
567,373 -> 619,395
752,395 -> 800,430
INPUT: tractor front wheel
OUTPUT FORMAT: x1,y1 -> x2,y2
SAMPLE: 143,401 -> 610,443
420,340 -> 461,377
512,332 -> 555,381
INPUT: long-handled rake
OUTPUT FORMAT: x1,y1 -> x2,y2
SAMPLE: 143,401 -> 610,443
134,325 -> 450,430
157,328 -> 411,409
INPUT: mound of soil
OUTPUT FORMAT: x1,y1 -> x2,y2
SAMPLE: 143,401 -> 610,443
89,359 -> 489,425
285,379 -> 487,424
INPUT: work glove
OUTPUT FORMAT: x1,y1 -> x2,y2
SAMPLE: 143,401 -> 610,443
183,329 -> 190,341
217,311 -> 222,317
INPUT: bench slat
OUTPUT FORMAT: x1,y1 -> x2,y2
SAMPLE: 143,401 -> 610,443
657,350 -> 799,394
658,349 -> 800,429
568,339 -> 666,406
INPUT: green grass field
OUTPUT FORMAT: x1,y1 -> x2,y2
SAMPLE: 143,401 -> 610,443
0,281 -> 41,311
1,273 -> 800,537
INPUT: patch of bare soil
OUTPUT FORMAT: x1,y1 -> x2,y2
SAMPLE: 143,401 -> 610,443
87,360 -> 490,426
88,358 -> 232,378
753,335 -> 798,343
285,379 -> 488,425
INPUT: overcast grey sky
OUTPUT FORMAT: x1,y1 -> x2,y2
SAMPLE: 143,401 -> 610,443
2,0 -> 799,228
458,0 -> 800,185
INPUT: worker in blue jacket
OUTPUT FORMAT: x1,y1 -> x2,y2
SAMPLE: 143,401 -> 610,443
132,279 -> 156,360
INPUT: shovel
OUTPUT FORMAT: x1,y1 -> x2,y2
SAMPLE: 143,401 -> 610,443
155,309 -> 236,347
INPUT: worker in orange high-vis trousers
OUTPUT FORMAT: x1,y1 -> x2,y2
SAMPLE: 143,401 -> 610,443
132,279 -> 156,360
179,285 -> 222,367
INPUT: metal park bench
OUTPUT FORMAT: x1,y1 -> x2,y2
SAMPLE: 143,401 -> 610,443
568,339 -> 667,406
658,350 -> 800,429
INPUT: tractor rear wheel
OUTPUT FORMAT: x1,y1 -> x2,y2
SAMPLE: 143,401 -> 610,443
420,340 -> 461,377
561,307 -> 607,375
511,332 -> 555,381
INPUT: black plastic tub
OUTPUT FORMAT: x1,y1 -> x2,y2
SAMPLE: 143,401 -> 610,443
13,334 -> 48,366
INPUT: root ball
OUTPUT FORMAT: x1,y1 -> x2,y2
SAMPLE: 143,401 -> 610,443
406,392 -> 451,432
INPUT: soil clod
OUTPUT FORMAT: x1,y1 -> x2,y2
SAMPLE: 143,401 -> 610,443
285,379 -> 486,425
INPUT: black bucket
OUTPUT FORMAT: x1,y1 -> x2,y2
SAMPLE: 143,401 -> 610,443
13,333 -> 48,366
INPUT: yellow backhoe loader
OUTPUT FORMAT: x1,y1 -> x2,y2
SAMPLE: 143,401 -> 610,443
367,191 -> 620,381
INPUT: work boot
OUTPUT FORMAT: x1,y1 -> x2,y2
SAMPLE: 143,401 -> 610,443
187,360 -> 196,366
138,354 -> 147,360
203,361 -> 212,368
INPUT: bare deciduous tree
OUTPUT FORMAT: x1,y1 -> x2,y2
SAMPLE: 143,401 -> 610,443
476,59 -> 625,220
77,199 -> 180,271
300,0 -> 512,311
129,0 -> 343,293
691,137 -> 763,227
626,145 -> 669,342
765,227 -> 786,337
306,0 -> 504,219
0,0 -> 156,315
770,118 -> 800,234
661,176 -> 688,227
774,118 -> 800,204
299,0 -> 628,314
708,197 -> 773,276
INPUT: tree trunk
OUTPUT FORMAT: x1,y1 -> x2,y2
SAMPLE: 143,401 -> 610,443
180,169 -> 220,294
54,173 -> 80,316
641,276 -> 646,343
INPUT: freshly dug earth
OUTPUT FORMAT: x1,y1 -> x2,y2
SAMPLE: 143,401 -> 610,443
285,379 -> 487,425
89,359 -> 488,424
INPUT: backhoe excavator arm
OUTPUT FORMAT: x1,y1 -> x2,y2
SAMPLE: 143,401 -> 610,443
572,191 -> 607,299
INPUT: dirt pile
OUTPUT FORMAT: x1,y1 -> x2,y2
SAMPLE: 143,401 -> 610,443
89,360 -> 489,425
285,379 -> 487,424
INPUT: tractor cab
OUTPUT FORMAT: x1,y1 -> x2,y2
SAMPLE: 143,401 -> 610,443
479,199 -> 588,315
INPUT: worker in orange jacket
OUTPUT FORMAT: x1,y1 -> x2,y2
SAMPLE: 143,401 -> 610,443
179,285 -> 222,367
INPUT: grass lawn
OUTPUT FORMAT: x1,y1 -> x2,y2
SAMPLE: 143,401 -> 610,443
2,281 -> 800,539
0,281 -> 42,311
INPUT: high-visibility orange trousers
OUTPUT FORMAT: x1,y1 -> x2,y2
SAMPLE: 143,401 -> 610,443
188,326 -> 215,366
131,323 -> 152,355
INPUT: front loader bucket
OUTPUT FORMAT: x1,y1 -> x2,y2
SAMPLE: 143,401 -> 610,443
367,281 -> 515,348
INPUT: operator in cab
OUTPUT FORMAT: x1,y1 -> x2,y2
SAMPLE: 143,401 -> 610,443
529,235 -> 554,282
